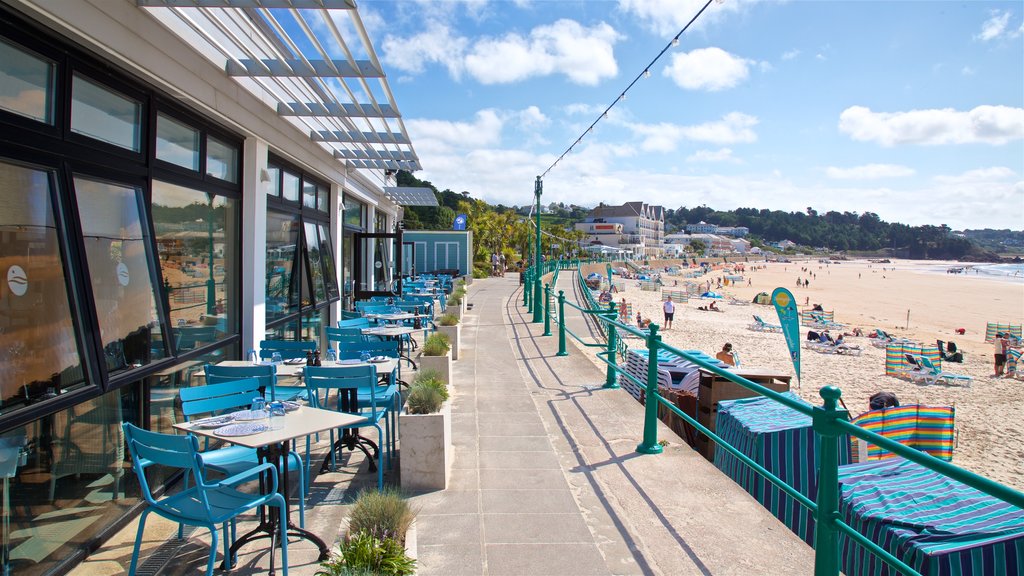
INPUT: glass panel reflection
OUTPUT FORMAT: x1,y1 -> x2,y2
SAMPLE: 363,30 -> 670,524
316,184 -> 328,212
304,222 -> 326,304
70,74 -> 140,152
300,308 -> 327,348
155,114 -> 199,171
265,211 -> 299,322
317,223 -> 340,300
302,180 -> 316,209
343,196 -> 363,228
152,181 -> 237,351
282,171 -> 299,203
0,40 -> 53,124
205,137 -> 237,183
266,166 -> 280,198
74,176 -> 166,372
0,160 -> 85,412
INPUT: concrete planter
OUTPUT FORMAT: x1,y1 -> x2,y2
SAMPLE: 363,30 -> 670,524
400,400 -> 452,492
418,352 -> 452,387
437,324 -> 461,360
446,302 -> 462,321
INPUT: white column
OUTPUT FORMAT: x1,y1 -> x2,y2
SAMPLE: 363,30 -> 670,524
366,203 -> 377,291
330,180 -> 343,323
241,137 -> 269,353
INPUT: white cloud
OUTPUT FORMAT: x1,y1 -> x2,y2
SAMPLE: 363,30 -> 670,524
617,0 -> 748,37
838,105 -> 1024,146
516,106 -> 549,130
623,112 -> 758,151
406,109 -> 505,152
976,10 -> 1011,41
961,66 -> 975,76
381,22 -> 468,78
781,49 -> 800,60
815,53 -> 826,61
663,47 -> 753,91
686,148 -> 737,163
464,20 -> 622,85
933,166 -> 1017,184
825,164 -> 916,180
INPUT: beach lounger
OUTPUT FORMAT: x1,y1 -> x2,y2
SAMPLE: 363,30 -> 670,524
901,354 -> 929,382
748,315 -> 782,333
834,344 -> 862,356
917,356 -> 972,387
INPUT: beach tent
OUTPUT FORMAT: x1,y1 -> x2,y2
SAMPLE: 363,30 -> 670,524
753,292 -> 771,304
715,393 -> 852,546
985,322 -> 1022,342
850,405 -> 955,462
837,458 -> 1024,576
885,342 -> 941,377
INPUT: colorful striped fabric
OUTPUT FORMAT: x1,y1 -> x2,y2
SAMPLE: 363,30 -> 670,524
715,392 -> 852,545
1008,348 -> 1022,376
838,458 -> 1024,576
800,309 -> 835,326
985,323 -> 1022,343
851,405 -> 955,461
885,342 -> 942,376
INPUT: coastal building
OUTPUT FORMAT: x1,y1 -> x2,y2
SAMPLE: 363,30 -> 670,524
664,233 -> 735,255
575,202 -> 665,258
718,226 -> 750,237
0,2 -> 423,573
730,238 -> 752,253
684,221 -> 718,234
775,239 -> 798,250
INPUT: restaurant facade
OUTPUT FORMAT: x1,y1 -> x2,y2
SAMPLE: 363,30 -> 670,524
0,1 -> 419,573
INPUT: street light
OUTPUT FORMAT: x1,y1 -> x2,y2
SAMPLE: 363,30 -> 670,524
532,176 -> 543,323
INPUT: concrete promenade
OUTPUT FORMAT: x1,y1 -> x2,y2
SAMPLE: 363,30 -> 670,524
73,273 -> 815,575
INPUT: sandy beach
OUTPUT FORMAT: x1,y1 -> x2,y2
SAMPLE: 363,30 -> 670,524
580,258 -> 1024,491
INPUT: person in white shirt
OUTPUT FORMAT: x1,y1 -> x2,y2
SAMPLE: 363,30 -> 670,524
662,298 -> 675,329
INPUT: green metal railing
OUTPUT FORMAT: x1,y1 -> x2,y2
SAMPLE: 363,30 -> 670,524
523,258 -> 1024,576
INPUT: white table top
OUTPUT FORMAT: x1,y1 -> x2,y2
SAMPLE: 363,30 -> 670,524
362,326 -> 421,337
174,406 -> 364,449
366,312 -> 430,322
217,358 -> 399,376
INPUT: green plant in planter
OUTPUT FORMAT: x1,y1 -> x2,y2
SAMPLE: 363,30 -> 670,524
421,333 -> 450,356
406,382 -> 444,414
347,487 -> 416,544
446,294 -> 462,307
437,313 -> 459,326
316,530 -> 415,576
413,369 -> 449,401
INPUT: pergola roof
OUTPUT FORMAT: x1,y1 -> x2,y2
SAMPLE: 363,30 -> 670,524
138,0 -> 421,173
382,187 -> 438,207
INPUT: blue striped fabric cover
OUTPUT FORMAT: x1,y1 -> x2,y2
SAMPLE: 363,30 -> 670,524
714,392 -> 852,545
838,458 -> 1024,576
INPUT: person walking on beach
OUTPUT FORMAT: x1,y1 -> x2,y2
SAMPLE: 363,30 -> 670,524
994,332 -> 1009,376
663,297 -> 675,329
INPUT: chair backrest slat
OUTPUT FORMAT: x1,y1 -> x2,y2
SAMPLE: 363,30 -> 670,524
336,341 -> 400,360
303,365 -> 378,412
259,339 -> 316,360
180,377 -> 261,419
204,364 -> 276,396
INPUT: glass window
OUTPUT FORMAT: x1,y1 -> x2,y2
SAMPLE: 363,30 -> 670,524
0,160 -> 85,411
74,176 -> 166,372
341,230 -> 354,310
70,74 -> 141,151
265,211 -> 300,323
156,114 -> 200,171
317,223 -> 340,300
343,196 -> 364,228
0,39 -> 54,123
316,184 -> 329,212
266,166 -> 280,198
206,136 -> 237,183
304,222 -> 327,304
302,180 -> 317,209
300,307 -> 328,347
375,211 -> 387,232
152,181 -> 237,351
282,171 -> 300,203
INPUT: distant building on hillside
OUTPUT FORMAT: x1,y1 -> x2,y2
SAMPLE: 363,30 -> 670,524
575,202 -> 665,258
664,233 -> 734,256
685,221 -> 718,234
775,239 -> 797,250
718,226 -> 749,238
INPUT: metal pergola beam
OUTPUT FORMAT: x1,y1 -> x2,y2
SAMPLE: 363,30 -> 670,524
138,0 -> 356,7
312,130 -> 409,144
226,58 -> 382,78
333,149 -> 417,162
276,102 -> 400,118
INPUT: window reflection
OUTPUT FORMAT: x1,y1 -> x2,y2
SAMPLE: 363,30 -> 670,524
302,180 -> 316,209
70,74 -> 140,152
0,39 -> 53,124
155,114 -> 199,171
318,223 -> 339,299
205,137 -> 237,183
265,211 -> 299,322
282,171 -> 299,203
304,222 -> 327,303
0,160 -> 85,411
74,176 -> 166,372
152,181 -> 236,351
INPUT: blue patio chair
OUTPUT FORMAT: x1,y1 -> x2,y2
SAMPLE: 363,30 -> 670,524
338,317 -> 371,329
180,378 -> 307,528
259,339 -> 316,361
175,325 -> 219,352
205,362 -> 304,402
326,327 -> 368,352
122,423 -> 289,576
303,365 -> 390,489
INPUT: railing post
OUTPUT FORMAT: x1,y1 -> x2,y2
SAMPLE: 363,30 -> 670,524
603,302 -> 619,389
637,324 -> 664,454
543,283 -> 552,336
556,290 -> 568,356
812,386 -> 845,576
523,268 -> 530,308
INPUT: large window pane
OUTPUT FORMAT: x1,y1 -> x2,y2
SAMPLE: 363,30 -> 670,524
316,184 -> 329,212
74,176 -> 166,371
0,160 -> 85,411
317,223 -> 340,300
0,40 -> 53,123
70,74 -> 140,151
282,171 -> 300,203
205,136 -> 237,183
152,181 -> 237,351
156,114 -> 199,171
2,387 -> 139,575
266,166 -> 280,198
343,196 -> 364,228
266,211 -> 300,322
302,180 -> 316,209
303,222 -> 327,304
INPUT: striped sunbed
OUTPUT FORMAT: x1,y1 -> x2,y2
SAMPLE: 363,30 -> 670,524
838,458 -> 1024,576
851,405 -> 955,461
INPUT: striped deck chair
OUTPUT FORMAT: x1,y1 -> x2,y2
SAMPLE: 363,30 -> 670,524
850,404 -> 955,462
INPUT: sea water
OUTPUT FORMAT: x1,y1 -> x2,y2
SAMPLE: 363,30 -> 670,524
973,263 -> 1024,282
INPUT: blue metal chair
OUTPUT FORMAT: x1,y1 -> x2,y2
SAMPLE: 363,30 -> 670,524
180,378 -> 307,528
338,317 -> 371,329
303,365 -> 390,489
205,362 -> 304,402
259,339 -> 316,361
326,327 -> 368,352
122,423 -> 289,576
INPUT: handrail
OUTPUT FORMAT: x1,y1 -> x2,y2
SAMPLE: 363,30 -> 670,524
529,258 -> 1024,576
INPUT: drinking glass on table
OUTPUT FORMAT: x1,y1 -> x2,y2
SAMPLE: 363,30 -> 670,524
360,350 -> 371,362
271,352 -> 282,365
268,401 -> 285,430
325,348 -> 337,363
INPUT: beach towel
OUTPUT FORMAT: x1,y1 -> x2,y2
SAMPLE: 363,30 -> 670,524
850,405 -> 955,462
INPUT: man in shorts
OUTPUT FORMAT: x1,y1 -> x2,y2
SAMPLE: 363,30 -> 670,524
994,332 -> 1008,376
662,297 -> 675,329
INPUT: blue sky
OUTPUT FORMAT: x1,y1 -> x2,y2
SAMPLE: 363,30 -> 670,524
359,0 -> 1024,230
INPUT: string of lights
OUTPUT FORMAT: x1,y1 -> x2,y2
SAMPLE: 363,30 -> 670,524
538,0 -> 717,180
